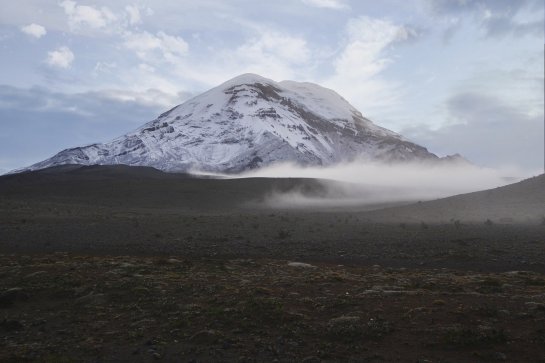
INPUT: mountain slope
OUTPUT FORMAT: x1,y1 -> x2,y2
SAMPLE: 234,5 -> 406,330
0,164 -> 366,211
20,74 -> 456,173
364,174 -> 545,223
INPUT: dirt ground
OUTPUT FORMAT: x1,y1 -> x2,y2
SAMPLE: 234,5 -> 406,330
1,166 -> 544,361
1,254 -> 545,362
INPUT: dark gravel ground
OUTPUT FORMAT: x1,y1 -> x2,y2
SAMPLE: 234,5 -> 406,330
2,207 -> 545,273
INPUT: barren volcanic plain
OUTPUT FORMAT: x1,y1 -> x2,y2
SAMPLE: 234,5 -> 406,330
1,165 -> 544,362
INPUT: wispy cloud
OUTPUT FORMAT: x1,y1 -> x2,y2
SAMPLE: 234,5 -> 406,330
125,5 -> 141,26
46,46 -> 74,68
20,23 -> 46,38
301,0 -> 349,10
427,0 -> 544,38
123,30 -> 189,63
324,16 -> 418,114
59,0 -> 117,31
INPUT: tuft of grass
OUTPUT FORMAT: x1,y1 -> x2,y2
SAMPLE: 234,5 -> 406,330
443,325 -> 507,347
481,277 -> 502,286
475,304 -> 499,318
522,277 -> 545,286
327,316 -> 363,340
366,317 -> 392,339
243,296 -> 284,322
327,316 -> 391,342
476,277 -> 503,293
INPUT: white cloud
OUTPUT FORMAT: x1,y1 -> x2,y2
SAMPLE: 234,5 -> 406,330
170,29 -> 314,88
324,16 -> 417,115
123,31 -> 189,63
158,32 -> 190,59
138,63 -> 155,73
92,61 -> 117,77
114,61 -> 187,102
301,0 -> 349,10
93,88 -> 189,108
46,46 -> 74,68
60,0 -> 116,31
336,16 -> 415,79
113,23 -> 317,100
125,5 -> 141,26
240,32 -> 310,65
21,23 -> 47,38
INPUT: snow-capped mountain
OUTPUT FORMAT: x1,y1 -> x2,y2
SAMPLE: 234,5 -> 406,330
20,74 -> 461,173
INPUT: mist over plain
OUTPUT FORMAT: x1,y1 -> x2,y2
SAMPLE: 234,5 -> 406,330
207,160 -> 536,208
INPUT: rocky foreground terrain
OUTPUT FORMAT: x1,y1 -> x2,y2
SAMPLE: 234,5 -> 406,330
1,253 -> 545,362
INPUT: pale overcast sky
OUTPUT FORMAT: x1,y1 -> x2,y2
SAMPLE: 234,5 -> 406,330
0,0 -> 543,174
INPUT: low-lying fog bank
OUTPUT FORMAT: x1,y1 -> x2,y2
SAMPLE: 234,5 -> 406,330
202,160 -> 536,209
2,162 -> 542,222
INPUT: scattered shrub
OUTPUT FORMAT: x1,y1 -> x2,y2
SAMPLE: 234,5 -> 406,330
475,304 -> 499,318
366,317 -> 392,339
244,296 -> 283,321
443,325 -> 507,347
327,316 -> 392,341
327,316 -> 362,339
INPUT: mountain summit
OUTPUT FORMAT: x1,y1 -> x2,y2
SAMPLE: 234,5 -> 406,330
21,73 -> 460,173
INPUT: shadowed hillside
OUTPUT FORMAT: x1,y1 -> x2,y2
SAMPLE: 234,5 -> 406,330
1,164 -> 411,211
0,165 -> 338,211
365,174 -> 545,224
